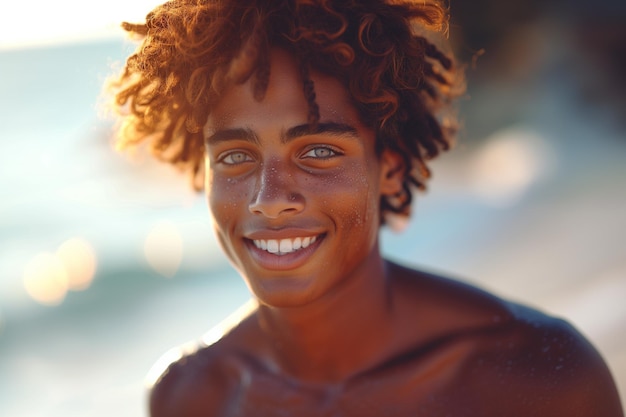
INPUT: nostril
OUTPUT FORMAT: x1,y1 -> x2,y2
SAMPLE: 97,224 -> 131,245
248,190 -> 305,218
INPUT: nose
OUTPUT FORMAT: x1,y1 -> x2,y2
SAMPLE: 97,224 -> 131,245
248,161 -> 305,218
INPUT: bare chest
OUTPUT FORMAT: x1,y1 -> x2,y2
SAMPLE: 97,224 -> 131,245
220,347 -> 473,417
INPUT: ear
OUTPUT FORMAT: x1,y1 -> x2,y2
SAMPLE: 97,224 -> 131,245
378,150 -> 404,197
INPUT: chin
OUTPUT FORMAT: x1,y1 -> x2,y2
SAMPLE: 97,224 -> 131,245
246,275 -> 328,309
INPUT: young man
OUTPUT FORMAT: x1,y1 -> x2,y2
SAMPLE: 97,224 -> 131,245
109,0 -> 623,415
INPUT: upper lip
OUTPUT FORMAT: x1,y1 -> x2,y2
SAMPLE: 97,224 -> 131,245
244,228 -> 324,241
243,222 -> 325,240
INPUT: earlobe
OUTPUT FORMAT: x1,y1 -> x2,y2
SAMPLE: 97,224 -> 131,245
379,150 -> 404,196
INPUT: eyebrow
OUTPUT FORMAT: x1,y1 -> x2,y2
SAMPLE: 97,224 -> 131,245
205,128 -> 259,146
282,122 -> 358,143
205,122 -> 358,146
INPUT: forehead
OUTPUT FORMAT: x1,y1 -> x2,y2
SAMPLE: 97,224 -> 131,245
205,49 -> 362,132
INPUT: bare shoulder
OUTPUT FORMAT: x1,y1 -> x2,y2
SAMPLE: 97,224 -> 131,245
147,300 -> 265,417
388,261 -> 624,416
461,301 -> 624,416
147,341 -> 233,417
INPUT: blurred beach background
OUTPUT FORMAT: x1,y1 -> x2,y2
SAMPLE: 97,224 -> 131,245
1,0 -> 624,415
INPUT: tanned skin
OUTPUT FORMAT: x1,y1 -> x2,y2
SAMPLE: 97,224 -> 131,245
146,49 -> 624,417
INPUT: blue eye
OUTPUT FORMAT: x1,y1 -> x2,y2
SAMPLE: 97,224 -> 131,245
221,151 -> 253,165
302,147 -> 338,159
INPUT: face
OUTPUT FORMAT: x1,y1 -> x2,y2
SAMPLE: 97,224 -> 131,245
204,49 -> 402,307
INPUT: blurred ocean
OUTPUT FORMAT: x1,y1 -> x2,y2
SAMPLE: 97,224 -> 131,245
0,40 -> 247,416
1,34 -> 625,416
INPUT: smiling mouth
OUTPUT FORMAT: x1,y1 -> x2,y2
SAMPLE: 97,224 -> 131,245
251,235 -> 320,256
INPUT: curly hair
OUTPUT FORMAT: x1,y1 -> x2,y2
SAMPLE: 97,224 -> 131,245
108,0 -> 463,218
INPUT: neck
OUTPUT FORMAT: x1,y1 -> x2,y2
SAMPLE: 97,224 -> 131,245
256,251 -> 395,383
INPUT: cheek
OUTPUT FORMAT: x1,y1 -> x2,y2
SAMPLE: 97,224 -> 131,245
206,176 -> 251,268
206,175 -> 249,228
314,163 -> 380,232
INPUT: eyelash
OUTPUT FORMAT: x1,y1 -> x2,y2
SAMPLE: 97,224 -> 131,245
217,145 -> 341,166
219,151 -> 253,165
301,146 -> 341,159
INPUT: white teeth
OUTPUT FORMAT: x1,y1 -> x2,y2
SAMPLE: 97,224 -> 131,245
267,240 -> 279,253
279,239 -> 292,253
252,236 -> 319,255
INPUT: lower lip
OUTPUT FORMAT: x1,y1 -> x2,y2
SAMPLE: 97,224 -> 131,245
245,236 -> 324,271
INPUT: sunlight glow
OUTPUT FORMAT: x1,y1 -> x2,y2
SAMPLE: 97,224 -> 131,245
144,345 -> 183,388
144,339 -> 201,388
0,1 -> 163,50
144,221 -> 183,278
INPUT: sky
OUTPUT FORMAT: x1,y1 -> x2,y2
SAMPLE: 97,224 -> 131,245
0,0 -> 163,50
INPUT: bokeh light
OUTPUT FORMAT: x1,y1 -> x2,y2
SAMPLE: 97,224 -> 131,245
23,252 -> 69,306
144,221 -> 183,278
469,127 -> 553,206
56,238 -> 98,291
22,238 -> 98,306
